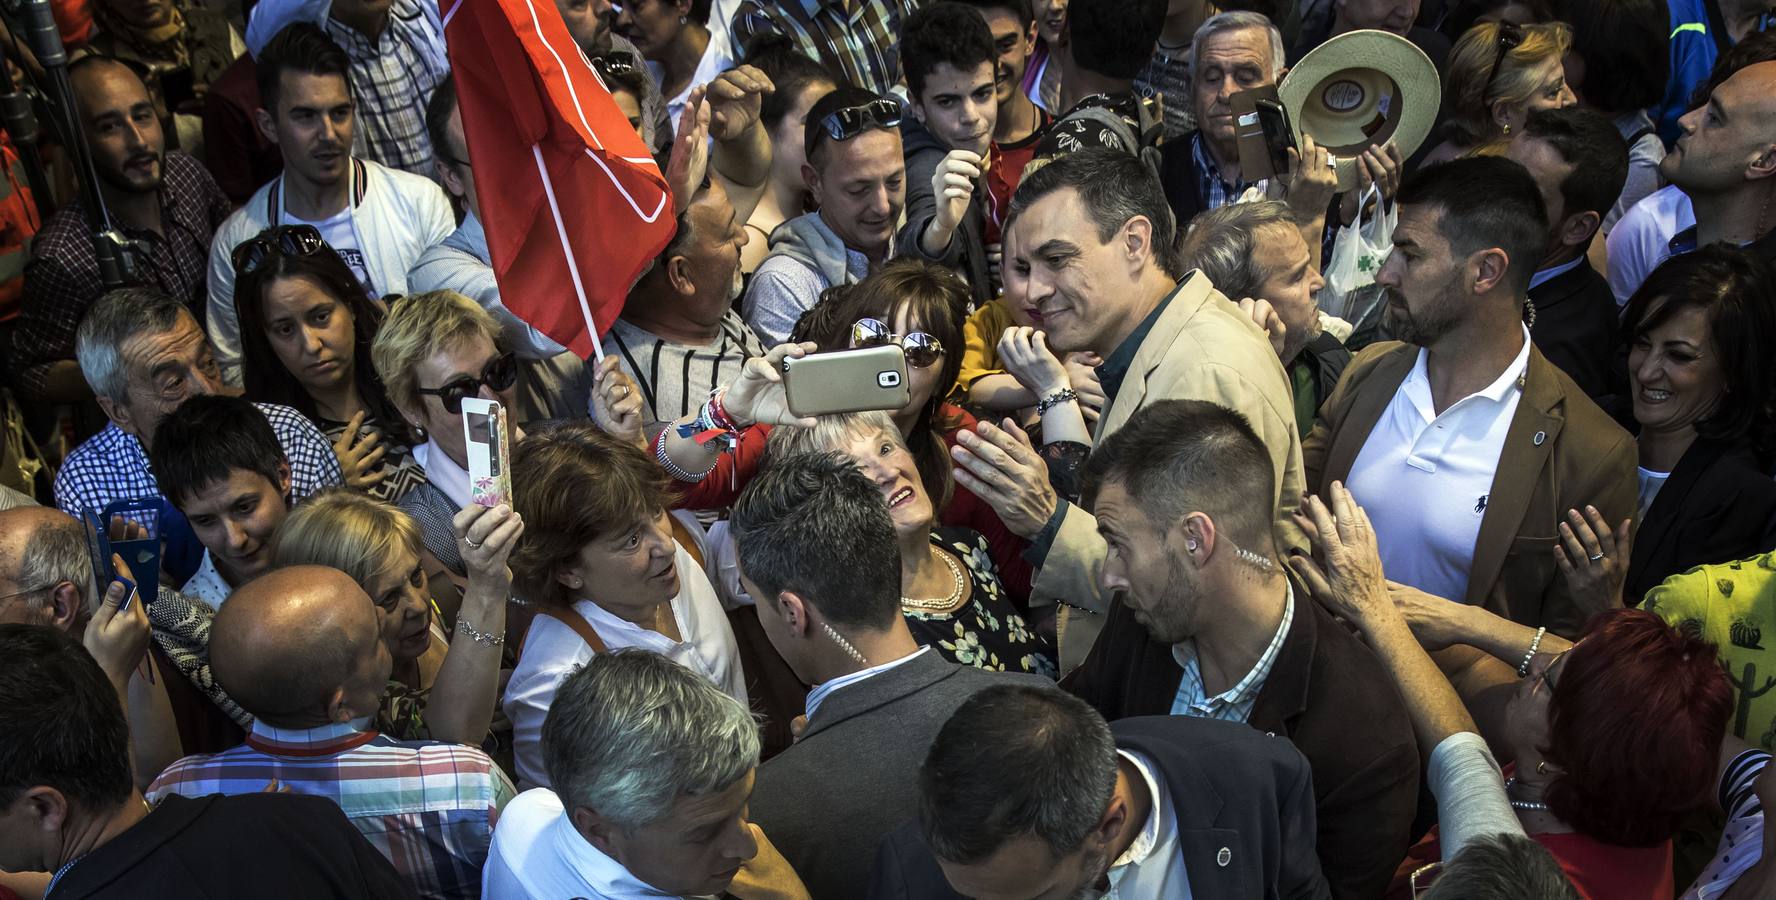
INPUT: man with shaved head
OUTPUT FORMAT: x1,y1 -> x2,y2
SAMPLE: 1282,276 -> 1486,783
147,565 -> 515,899
1659,60 -> 1776,268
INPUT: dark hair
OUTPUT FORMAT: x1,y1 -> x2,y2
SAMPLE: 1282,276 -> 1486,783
1010,147 -> 1182,278
1552,0 -> 1666,114
1079,400 -> 1277,551
1622,245 -> 1776,464
1521,107 -> 1628,218
255,22 -> 353,113
1424,833 -> 1580,899
1694,30 -> 1776,108
1065,0 -> 1167,80
426,75 -> 461,168
0,625 -> 133,813
919,685 -> 1118,864
743,35 -> 842,134
803,85 -> 898,167
789,260 -> 969,512
150,395 -> 288,511
1543,609 -> 1732,847
1436,0 -> 1553,43
902,3 -> 998,101
590,53 -> 651,106
509,421 -> 675,609
730,451 -> 901,630
954,0 -> 1035,25
232,235 -> 410,442
1396,157 -> 1547,296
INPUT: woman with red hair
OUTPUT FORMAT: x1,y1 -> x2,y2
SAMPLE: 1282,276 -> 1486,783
1295,481 -> 1735,899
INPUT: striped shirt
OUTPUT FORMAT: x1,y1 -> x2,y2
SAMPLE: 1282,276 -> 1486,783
602,310 -> 766,424
146,719 -> 517,900
728,0 -> 920,96
1170,584 -> 1295,723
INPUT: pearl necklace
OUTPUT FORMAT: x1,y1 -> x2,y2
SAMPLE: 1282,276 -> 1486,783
1504,776 -> 1550,812
902,546 -> 966,611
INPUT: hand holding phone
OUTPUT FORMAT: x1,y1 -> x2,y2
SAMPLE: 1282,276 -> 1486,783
781,344 -> 911,417
461,398 -> 513,508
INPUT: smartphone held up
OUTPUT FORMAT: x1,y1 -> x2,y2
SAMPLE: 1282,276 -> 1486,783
462,398 -> 513,509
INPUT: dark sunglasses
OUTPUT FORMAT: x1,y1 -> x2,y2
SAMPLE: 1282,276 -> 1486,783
232,225 -> 327,277
805,97 -> 903,158
1480,21 -> 1524,103
590,51 -> 641,80
852,317 -> 944,368
414,352 -> 519,414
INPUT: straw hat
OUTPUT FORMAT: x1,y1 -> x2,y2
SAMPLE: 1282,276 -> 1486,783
1278,29 -> 1442,192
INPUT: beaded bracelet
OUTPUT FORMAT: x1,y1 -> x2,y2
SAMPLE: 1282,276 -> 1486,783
457,618 -> 505,647
1517,626 -> 1547,677
1036,387 -> 1079,416
655,427 -> 718,482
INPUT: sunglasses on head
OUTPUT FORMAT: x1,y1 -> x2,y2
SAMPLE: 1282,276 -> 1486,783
591,51 -> 641,80
232,225 -> 327,277
852,317 -> 944,368
414,352 -> 519,414
807,97 -> 903,157
1480,21 -> 1524,102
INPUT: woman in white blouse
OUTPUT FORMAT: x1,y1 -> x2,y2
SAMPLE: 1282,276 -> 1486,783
503,420 -> 748,789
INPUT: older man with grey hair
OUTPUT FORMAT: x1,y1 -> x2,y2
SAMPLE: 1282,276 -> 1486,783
1179,200 -> 1351,436
53,287 -> 342,588
483,649 -> 801,899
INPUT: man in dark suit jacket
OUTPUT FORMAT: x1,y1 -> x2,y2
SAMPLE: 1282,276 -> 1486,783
1506,107 -> 1631,410
1304,157 -> 1637,639
1056,400 -> 1417,899
869,687 -> 1331,899
729,451 -> 1050,900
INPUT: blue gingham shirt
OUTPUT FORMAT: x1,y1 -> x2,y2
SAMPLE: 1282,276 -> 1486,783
1192,131 -> 1266,213
54,403 -> 343,582
1170,583 -> 1295,722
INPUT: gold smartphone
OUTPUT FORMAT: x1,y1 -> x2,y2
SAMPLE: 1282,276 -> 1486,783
782,345 -> 911,417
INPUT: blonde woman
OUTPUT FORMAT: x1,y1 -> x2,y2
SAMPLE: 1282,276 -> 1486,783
769,411 -> 1055,678
1422,21 -> 1576,164
272,488 -> 522,747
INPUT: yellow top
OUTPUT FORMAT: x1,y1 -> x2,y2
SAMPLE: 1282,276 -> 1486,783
1644,550 -> 1776,749
956,300 -> 1015,397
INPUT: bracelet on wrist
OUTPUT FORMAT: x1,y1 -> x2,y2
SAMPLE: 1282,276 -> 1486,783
655,427 -> 718,482
457,617 -> 505,647
1517,626 -> 1547,677
1036,387 -> 1079,416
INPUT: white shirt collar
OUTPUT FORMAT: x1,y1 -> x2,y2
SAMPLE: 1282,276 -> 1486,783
1528,255 -> 1586,290
543,793 -> 694,898
1404,325 -> 1532,410
414,439 -> 474,510
803,646 -> 931,721
1110,750 -> 1165,871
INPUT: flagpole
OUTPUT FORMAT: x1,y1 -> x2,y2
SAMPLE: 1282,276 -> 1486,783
530,144 -> 605,364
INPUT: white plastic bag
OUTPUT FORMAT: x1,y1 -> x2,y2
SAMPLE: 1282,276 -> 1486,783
1319,184 -> 1397,319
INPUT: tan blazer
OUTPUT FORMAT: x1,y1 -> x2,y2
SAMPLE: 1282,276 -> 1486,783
1303,341 -> 1637,637
1039,271 -> 1308,670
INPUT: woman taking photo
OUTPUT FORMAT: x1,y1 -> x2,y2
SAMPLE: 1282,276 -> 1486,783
1422,21 -> 1576,164
503,420 -> 747,789
1555,246 -> 1776,613
769,411 -> 1055,677
272,488 -> 522,748
233,225 -> 425,502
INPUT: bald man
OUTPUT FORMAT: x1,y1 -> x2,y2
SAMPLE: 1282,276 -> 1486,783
146,565 -> 515,899
0,506 -> 94,629
1660,60 -> 1776,267
11,55 -> 232,403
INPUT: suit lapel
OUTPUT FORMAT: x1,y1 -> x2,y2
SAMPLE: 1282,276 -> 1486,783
1527,261 -> 1589,312
1625,439 -> 1729,593
1323,348 -> 1417,486
797,651 -> 954,741
1099,274 -> 1213,439
1246,583 -> 1316,734
1465,348 -> 1564,606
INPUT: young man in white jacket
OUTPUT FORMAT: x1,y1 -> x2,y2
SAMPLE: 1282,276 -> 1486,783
206,22 -> 452,387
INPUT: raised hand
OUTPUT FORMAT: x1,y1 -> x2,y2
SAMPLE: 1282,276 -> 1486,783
723,343 -> 820,428
705,65 -> 774,141
83,553 -> 150,690
1284,133 -> 1337,219
996,326 -> 1071,398
666,87 -> 711,214
932,149 -> 983,239
950,418 -> 1058,538
332,411 -> 388,492
591,356 -> 646,450
1288,481 -> 1392,631
454,502 -> 524,590
1553,505 -> 1632,619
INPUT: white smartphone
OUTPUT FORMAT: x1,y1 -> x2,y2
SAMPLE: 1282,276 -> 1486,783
461,397 -> 512,508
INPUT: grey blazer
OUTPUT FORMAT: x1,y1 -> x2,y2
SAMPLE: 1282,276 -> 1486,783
747,650 -> 1051,900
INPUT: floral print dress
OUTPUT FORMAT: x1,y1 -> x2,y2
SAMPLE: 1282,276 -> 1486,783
904,528 -> 1057,679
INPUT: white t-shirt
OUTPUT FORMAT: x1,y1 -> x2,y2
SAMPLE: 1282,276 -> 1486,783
1346,330 -> 1533,602
503,543 -> 747,789
1607,185 -> 1695,307
1638,466 -> 1672,517
483,788 -> 686,899
286,204 -> 374,294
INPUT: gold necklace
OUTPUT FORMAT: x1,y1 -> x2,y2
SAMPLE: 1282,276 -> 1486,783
901,546 -> 966,611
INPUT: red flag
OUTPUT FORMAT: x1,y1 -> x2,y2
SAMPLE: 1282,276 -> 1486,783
442,0 -> 674,361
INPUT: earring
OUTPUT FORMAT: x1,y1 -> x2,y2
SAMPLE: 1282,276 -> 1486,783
1186,539 -> 1199,551
1501,123 -> 1512,136
679,14 -> 687,24
1536,761 -> 1547,775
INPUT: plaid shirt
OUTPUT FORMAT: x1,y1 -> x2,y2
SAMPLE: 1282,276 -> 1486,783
327,0 -> 448,178
1191,130 -> 1266,212
147,719 -> 516,900
729,0 -> 919,96
11,152 -> 230,398
1170,584 -> 1295,723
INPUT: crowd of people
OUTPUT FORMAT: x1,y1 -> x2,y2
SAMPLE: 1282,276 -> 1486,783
1,0 -> 1775,896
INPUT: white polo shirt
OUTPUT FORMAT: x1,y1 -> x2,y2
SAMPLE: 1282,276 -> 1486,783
1345,328 -> 1532,602
483,788 -> 693,899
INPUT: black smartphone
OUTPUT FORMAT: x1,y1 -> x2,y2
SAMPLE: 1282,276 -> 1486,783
1254,98 -> 1297,179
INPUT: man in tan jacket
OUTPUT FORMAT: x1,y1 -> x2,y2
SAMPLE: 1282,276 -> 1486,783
951,147 -> 1305,671
1303,157 -> 1636,638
